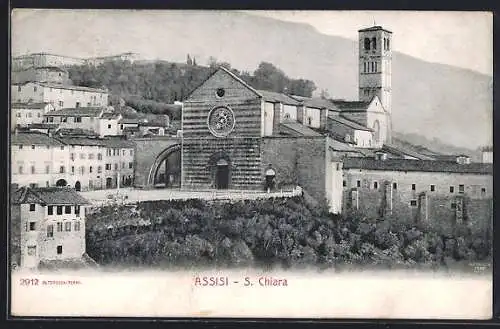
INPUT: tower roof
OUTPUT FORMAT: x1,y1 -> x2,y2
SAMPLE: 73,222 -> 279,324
358,26 -> 392,34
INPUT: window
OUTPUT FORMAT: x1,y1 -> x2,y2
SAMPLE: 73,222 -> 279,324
58,101 -> 64,107
88,153 -> 94,160
459,184 -> 465,194
115,163 -> 118,170
76,102 -> 80,108
60,146 -> 64,150
45,165 -> 50,174
59,166 -> 65,173
17,85 -> 21,92
343,180 -> 346,187
56,222 -> 63,232
411,184 -> 416,191
19,145 -> 23,150
410,200 -> 417,207
120,124 -> 124,130
451,202 -> 457,209
34,86 -> 37,92
98,166 -> 102,173
105,164 -> 111,170
481,188 -> 486,196
122,150 -> 126,156
364,37 -> 371,50
48,116 -> 54,123
75,117 -> 82,123
71,166 -> 75,174
18,165 -> 23,174
56,205 -> 63,215
121,162 -> 125,169
70,153 -> 75,161
29,204 -> 36,211
108,124 -> 112,129
129,162 -> 133,169
373,181 -> 378,189
47,225 -> 54,237
61,116 -> 67,123
80,153 -> 85,160
386,38 -> 390,50
31,165 -> 35,174
430,185 -> 435,192
129,150 -> 133,156
29,222 -> 36,231
75,205 -> 80,216
81,166 -> 85,175
74,221 -> 81,231
392,182 -> 397,190
98,153 -> 102,160
371,37 -> 377,50
65,222 -> 71,232
27,246 -> 36,256
450,186 -> 454,193
90,166 -> 93,173
356,180 -> 361,188
57,245 -> 63,254
216,88 -> 225,98
65,206 -> 71,214
16,112 -> 21,118
371,62 -> 375,72
48,206 -> 53,215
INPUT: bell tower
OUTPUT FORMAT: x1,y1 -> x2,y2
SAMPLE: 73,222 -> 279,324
358,25 -> 392,140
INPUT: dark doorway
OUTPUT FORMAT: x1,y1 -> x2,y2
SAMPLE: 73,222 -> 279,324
56,179 -> 67,187
75,181 -> 81,192
106,177 -> 113,188
215,159 -> 229,189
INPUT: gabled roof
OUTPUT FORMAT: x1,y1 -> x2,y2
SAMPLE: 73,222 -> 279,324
342,158 -> 492,174
11,131 -> 65,146
328,138 -> 362,153
45,107 -> 104,117
257,90 -> 302,106
279,122 -> 323,137
11,102 -> 51,110
328,115 -> 373,131
11,187 -> 90,205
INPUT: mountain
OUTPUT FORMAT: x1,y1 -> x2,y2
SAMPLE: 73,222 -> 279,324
13,11 -> 492,149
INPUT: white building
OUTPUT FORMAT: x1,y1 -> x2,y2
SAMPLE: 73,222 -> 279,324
11,102 -> 55,131
11,186 -> 89,269
44,107 -> 105,133
482,146 -> 493,164
12,81 -> 108,110
99,113 -> 123,137
11,131 -> 135,191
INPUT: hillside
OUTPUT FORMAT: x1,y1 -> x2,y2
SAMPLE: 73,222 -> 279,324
14,11 -> 492,149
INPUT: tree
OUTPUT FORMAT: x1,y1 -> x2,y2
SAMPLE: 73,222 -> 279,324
192,57 -> 197,66
186,54 -> 193,66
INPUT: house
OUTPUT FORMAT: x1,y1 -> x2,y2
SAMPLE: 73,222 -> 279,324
482,146 -> 493,164
11,81 -> 108,110
10,186 -> 90,269
98,112 -> 123,137
11,102 -> 55,131
327,115 -> 374,148
44,107 -> 105,132
138,115 -> 170,136
11,66 -> 71,85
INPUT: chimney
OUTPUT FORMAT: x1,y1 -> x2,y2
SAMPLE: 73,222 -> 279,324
297,105 -> 304,124
319,107 -> 327,130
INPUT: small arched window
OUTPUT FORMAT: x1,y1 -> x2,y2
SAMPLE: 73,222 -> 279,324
371,37 -> 377,50
386,38 -> 390,50
364,38 -> 371,50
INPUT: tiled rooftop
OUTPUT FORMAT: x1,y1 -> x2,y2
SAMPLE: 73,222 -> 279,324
257,90 -> 302,106
45,107 -> 104,117
343,157 -> 492,174
328,115 -> 373,131
11,187 -> 90,205
11,131 -> 66,146
11,102 -> 51,109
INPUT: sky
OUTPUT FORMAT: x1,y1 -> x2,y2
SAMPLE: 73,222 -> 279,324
246,10 -> 493,76
11,9 -> 493,76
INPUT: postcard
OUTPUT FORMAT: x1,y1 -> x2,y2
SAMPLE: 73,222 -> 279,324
9,9 -> 493,319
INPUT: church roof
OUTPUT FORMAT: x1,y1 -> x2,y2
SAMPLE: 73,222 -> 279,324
342,158 -> 492,174
279,122 -> 323,137
290,96 -> 340,111
257,90 -> 302,106
331,100 -> 371,111
329,115 -> 373,131
381,144 -> 436,161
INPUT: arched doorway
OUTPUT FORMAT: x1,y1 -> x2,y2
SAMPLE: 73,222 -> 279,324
106,177 -> 113,189
56,179 -> 67,187
75,181 -> 81,192
215,159 -> 229,189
